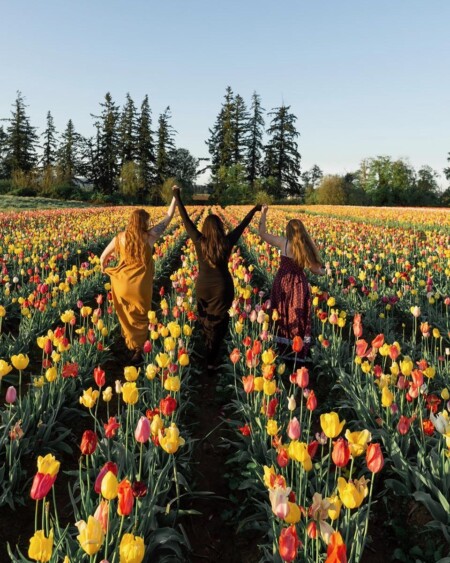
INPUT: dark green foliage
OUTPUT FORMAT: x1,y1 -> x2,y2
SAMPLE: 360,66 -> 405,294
3,91 -> 39,176
263,104 -> 301,198
57,119 -> 82,182
41,111 -> 58,168
119,92 -> 138,166
246,92 -> 265,189
155,106 -> 176,195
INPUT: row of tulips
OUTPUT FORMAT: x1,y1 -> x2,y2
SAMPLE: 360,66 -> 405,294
230,205 -> 450,558
7,257 -> 199,561
0,220 -> 190,508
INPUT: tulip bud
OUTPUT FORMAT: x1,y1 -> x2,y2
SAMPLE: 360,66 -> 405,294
5,385 -> 17,404
135,416 -> 150,443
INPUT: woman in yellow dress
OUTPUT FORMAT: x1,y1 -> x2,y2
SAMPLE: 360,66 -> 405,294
100,197 -> 177,363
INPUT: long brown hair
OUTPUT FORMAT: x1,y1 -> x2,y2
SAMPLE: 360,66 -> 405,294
123,209 -> 150,264
200,214 -> 230,267
286,219 -> 321,270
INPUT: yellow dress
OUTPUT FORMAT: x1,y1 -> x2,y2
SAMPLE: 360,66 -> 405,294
105,234 -> 154,351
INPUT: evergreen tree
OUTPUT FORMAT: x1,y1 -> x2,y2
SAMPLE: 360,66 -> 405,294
206,86 -> 235,176
444,152 -> 450,187
41,111 -> 58,168
263,105 -> 301,198
155,107 -> 176,189
3,91 -> 39,175
119,93 -> 138,166
136,95 -> 156,199
57,119 -> 80,182
232,94 -> 249,165
246,92 -> 265,189
92,92 -> 120,195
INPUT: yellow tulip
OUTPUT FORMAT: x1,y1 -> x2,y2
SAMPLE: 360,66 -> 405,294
11,353 -> 30,371
119,533 -> 145,563
381,386 -> 394,408
424,366 -> 436,379
124,366 -> 139,382
122,382 -> 139,405
400,356 -> 413,377
101,471 -> 118,500
159,326 -> 169,337
146,364 -> 158,380
79,387 -> 100,409
164,376 -> 180,392
178,353 -> 189,367
159,423 -> 185,454
150,414 -> 164,435
254,377 -> 264,392
60,310 -> 75,324
345,429 -> 372,457
34,376 -> 45,388
266,419 -> 279,436
183,324 -> 192,336
261,348 -> 276,365
263,465 -> 276,488
148,310 -> 157,323
284,502 -> 301,524
76,516 -> 104,555
167,322 -> 181,338
441,388 -> 450,401
28,529 -> 53,562
337,477 -> 365,509
263,379 -> 277,396
320,412 -> 346,438
45,367 -> 57,383
327,495 -> 342,521
164,337 -> 176,352
0,360 -> 13,377
37,454 -> 60,477
102,386 -> 113,402
0,305 -> 6,318
156,353 -> 170,368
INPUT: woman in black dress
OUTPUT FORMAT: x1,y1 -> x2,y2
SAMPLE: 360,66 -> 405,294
173,186 -> 261,370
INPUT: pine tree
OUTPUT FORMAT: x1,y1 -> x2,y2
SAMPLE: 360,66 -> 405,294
206,86 -> 235,176
136,95 -> 156,199
155,107 -> 176,189
3,91 -> 39,175
57,119 -> 80,182
41,111 -> 58,168
232,94 -> 249,165
0,126 -> 8,178
92,92 -> 120,195
119,93 -> 138,166
263,105 -> 301,199
246,92 -> 265,189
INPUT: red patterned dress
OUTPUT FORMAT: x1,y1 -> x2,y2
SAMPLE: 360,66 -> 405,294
271,254 -> 312,359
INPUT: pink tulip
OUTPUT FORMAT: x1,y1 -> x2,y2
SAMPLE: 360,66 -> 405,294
287,417 -> 301,440
5,386 -> 17,404
135,416 -> 150,443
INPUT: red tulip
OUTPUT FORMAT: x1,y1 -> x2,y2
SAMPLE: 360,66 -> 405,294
307,440 -> 319,458
292,336 -> 303,353
80,430 -> 98,455
104,417 -> 120,438
332,438 -> 350,467
93,366 -> 106,387
143,340 -> 152,354
266,398 -> 278,418
307,520 -> 319,539
277,448 -> 289,468
30,473 -> 57,500
159,395 -> 177,416
366,443 -> 384,473
132,481 -> 148,498
397,415 -> 411,435
117,479 -> 134,516
306,390 -> 317,411
371,333 -> 385,349
279,525 -> 301,562
251,340 -> 262,356
352,313 -> 363,338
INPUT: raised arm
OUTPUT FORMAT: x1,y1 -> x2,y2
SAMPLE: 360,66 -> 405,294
100,237 -> 116,272
172,186 -> 201,241
227,204 -> 262,247
148,196 -> 177,244
258,205 -> 285,249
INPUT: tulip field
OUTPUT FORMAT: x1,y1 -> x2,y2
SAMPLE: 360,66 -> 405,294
0,204 -> 449,562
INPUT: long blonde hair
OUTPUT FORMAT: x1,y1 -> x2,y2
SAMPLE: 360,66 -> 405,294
123,209 -> 150,264
200,214 -> 230,268
286,219 -> 321,270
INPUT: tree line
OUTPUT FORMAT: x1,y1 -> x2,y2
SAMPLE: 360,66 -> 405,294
0,89 -> 449,206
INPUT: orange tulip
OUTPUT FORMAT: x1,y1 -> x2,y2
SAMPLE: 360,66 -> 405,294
366,443 -> 384,473
279,525 -> 301,562
117,479 -> 134,516
325,531 -> 347,563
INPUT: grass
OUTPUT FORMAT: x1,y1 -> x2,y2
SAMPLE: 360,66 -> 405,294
0,194 -> 90,211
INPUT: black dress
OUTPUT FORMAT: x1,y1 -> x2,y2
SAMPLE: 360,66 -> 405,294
177,200 -> 259,365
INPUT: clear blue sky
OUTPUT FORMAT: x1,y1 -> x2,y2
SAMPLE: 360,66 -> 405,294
1,0 -> 449,185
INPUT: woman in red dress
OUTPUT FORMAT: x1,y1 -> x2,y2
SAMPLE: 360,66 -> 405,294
258,206 -> 325,360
